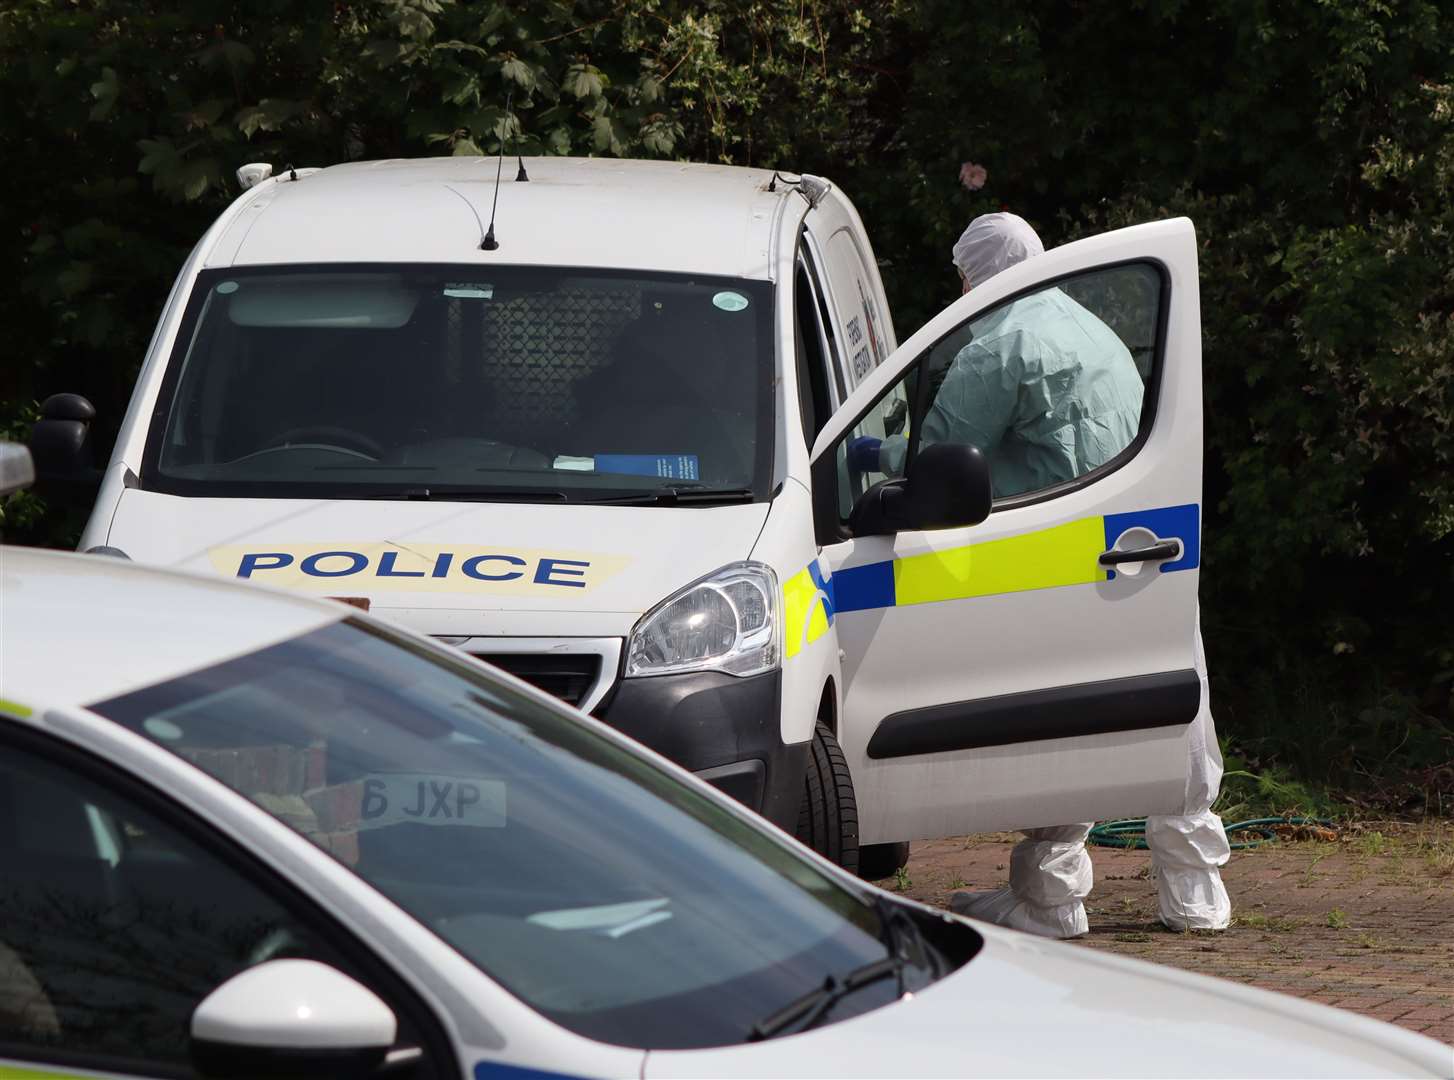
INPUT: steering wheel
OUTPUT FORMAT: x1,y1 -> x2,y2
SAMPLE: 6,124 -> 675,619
262,426 -> 385,460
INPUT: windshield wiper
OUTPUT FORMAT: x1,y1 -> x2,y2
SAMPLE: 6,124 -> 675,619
588,486 -> 756,506
352,487 -> 570,502
746,898 -> 931,1042
747,954 -> 904,1042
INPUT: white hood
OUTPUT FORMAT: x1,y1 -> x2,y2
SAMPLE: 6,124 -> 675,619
644,921 -> 1453,1078
106,489 -> 770,638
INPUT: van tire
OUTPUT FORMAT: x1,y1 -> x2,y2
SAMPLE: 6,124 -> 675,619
795,722 -> 859,873
857,841 -> 911,881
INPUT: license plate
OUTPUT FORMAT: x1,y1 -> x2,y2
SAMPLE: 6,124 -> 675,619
354,773 -> 506,829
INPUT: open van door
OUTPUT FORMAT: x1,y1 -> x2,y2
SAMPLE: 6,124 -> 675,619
810,219 -> 1203,844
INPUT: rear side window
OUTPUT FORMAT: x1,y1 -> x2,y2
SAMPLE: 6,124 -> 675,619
793,260 -> 835,447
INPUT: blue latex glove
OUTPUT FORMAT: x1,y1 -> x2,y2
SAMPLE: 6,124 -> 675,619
847,435 -> 883,474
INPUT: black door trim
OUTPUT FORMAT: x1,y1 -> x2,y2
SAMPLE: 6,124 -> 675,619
865,669 -> 1200,760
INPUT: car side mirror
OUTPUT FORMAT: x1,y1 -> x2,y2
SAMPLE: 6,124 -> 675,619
848,442 -> 992,536
28,392 -> 96,480
191,959 -> 403,1080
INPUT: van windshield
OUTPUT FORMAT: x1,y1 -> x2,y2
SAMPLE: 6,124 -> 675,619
143,266 -> 775,501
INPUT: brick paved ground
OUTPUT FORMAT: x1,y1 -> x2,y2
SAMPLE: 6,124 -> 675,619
889,822 -> 1454,1045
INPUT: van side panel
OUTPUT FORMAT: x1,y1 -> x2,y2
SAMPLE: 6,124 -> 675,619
748,480 -> 840,750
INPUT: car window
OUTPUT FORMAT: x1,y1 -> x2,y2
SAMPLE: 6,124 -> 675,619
836,262 -> 1163,509
833,367 -> 914,521
817,230 -> 890,390
799,247 -> 847,403
0,732 -> 438,1077
793,258 -> 836,446
94,619 -> 975,1049
143,266 -> 775,502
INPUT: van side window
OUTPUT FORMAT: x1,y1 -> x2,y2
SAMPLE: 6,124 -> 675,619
826,261 -> 1165,520
915,263 -> 1162,501
793,260 -> 835,447
801,250 -> 847,402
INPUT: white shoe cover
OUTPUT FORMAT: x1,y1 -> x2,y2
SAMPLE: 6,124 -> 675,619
950,887 -> 1089,939
1146,809 -> 1231,930
950,823 -> 1094,939
1143,615 -> 1232,931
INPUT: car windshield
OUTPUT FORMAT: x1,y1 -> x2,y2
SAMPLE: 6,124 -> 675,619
143,266 -> 775,501
92,620 -> 970,1048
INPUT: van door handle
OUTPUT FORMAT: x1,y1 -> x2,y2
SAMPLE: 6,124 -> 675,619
1098,540 -> 1182,567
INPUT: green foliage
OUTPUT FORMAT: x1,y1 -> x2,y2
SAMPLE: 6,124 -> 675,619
1,0 -> 1450,795
1215,743 -> 1352,822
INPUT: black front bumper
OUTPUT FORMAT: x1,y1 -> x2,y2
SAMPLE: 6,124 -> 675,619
595,669 -> 805,831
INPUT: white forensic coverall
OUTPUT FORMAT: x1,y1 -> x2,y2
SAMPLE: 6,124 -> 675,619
905,213 -> 1232,935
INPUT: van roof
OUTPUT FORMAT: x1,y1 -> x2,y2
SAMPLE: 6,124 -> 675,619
207,157 -> 796,280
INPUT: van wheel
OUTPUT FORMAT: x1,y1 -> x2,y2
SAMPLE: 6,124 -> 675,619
857,841 -> 911,881
795,722 -> 859,873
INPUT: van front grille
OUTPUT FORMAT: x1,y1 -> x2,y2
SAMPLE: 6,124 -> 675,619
471,653 -> 602,708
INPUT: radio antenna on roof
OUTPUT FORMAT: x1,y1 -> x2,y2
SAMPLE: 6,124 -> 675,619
481,90 -> 514,250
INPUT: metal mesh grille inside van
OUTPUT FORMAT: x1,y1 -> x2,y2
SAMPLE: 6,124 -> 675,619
447,286 -> 641,447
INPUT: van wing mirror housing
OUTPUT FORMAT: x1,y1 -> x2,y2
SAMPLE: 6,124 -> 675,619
29,392 -> 96,481
848,443 -> 992,537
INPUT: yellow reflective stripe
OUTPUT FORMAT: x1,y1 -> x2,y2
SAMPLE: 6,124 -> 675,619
805,594 -> 830,644
892,515 -> 1106,607
0,697 -> 33,719
782,567 -> 816,659
0,1066 -> 104,1079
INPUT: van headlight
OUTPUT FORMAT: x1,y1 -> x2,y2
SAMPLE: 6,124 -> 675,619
626,563 -> 780,678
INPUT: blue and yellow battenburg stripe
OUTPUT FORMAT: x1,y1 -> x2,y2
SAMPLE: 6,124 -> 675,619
782,560 -> 837,658
787,504 -> 1198,643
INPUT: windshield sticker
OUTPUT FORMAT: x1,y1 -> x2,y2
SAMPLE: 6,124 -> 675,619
712,290 -> 750,312
208,542 -> 631,594
443,282 -> 494,299
216,280 -> 239,295
551,455 -> 595,471
594,453 -> 699,480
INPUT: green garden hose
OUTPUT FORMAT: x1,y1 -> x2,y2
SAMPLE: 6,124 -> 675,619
1088,817 -> 1337,851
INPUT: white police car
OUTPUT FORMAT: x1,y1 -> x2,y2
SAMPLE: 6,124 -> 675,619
40,157 -> 1213,875
1,537 -> 1449,1079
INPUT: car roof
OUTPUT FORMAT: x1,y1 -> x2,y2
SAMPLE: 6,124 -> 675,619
207,157 -> 795,280
0,547 -> 343,712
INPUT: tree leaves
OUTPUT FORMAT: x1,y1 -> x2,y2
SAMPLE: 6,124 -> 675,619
2,0 -> 1451,739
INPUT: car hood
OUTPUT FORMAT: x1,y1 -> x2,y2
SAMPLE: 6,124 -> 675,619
105,489 -> 770,637
643,920 -> 1453,1078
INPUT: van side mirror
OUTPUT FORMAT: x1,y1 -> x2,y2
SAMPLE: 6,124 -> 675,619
29,393 -> 96,480
191,959 -> 404,1080
848,443 -> 992,536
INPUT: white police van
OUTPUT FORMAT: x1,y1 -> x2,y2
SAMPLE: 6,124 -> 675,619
43,157 -> 1208,876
